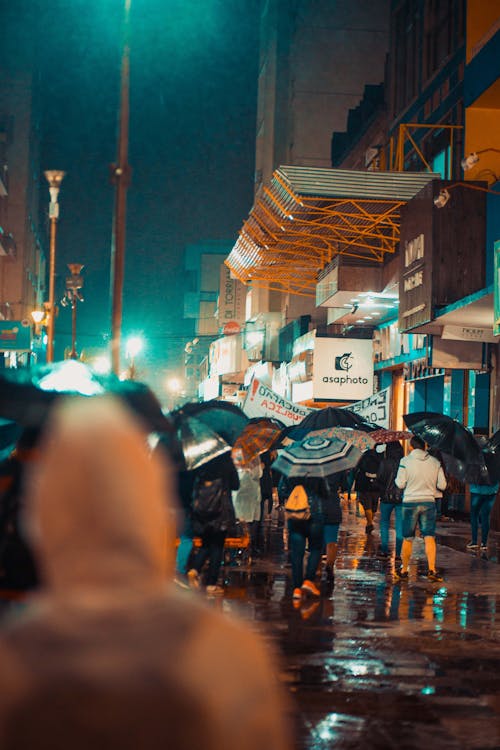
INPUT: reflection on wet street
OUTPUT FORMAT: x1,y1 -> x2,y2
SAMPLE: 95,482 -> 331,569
220,503 -> 500,749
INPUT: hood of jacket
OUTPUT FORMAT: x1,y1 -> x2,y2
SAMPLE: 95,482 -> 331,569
26,396 -> 176,601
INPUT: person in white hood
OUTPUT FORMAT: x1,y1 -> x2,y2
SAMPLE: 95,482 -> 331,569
0,396 -> 290,750
395,435 -> 447,582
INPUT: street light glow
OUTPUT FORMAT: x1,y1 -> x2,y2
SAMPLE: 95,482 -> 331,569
126,335 -> 144,359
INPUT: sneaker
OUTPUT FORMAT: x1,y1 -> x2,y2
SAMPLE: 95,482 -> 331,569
480,544 -> 488,552
301,579 -> 321,597
394,567 -> 409,580
365,524 -> 374,534
292,587 -> 302,600
466,541 -> 478,550
205,585 -> 224,596
426,570 -> 443,582
187,569 -> 200,590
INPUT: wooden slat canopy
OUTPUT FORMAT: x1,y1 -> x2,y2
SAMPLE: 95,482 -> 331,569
226,166 -> 437,297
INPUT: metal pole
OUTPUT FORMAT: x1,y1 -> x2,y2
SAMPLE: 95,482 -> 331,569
70,297 -> 77,359
110,0 -> 132,375
46,216 -> 57,362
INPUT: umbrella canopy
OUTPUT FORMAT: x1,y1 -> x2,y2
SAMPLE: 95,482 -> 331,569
369,428 -> 412,445
403,412 -> 483,464
0,360 -> 173,435
286,406 -> 379,441
232,422 -> 283,467
306,426 -> 376,453
176,416 -> 231,471
271,434 -> 362,478
175,400 -> 249,445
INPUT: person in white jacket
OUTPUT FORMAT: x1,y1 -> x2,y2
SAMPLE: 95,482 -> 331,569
395,435 -> 447,582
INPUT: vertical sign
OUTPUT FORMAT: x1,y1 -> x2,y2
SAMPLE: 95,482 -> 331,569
218,264 -> 245,329
494,240 -> 500,336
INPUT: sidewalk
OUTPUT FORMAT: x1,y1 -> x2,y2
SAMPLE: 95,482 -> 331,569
218,502 -> 500,749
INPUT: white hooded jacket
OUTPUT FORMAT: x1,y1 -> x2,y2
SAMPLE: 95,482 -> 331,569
0,397 -> 290,750
395,448 -> 447,504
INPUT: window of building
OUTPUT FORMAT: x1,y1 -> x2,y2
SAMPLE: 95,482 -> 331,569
393,0 -> 420,116
424,0 -> 464,81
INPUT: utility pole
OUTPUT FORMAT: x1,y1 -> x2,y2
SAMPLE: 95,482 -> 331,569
110,0 -> 132,375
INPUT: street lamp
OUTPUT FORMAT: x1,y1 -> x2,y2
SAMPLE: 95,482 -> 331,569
61,263 -> 84,360
125,334 -> 143,379
44,169 -> 65,363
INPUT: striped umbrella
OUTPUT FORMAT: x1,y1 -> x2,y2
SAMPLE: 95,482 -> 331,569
232,421 -> 283,467
271,434 -> 362,478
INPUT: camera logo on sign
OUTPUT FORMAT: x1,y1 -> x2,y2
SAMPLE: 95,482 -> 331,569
335,352 -> 352,372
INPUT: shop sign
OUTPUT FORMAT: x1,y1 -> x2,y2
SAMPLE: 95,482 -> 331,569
343,386 -> 391,429
0,320 -> 31,351
494,240 -> 500,336
218,265 -> 245,328
243,377 -> 314,425
399,232 -> 431,331
442,324 -> 497,343
313,338 -> 373,401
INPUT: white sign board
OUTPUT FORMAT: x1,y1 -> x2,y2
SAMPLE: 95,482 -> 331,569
313,338 -> 374,401
343,386 -> 391,429
243,378 -> 314,426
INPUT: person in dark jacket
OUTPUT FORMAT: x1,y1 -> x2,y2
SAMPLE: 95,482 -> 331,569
353,448 -> 382,534
187,453 -> 239,596
376,442 -> 404,559
322,473 -> 343,582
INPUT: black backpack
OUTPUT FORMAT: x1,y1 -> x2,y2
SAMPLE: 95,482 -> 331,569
191,477 -> 226,535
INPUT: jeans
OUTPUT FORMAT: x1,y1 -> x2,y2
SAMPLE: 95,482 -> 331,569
470,493 -> 497,545
288,518 -> 324,589
192,530 -> 226,586
175,514 -> 194,575
379,502 -> 403,555
401,503 -> 436,538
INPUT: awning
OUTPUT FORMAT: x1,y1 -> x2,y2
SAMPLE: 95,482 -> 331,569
410,286 -> 498,342
226,166 -> 438,296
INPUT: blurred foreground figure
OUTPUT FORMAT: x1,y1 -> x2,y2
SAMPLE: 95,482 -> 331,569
0,397 -> 290,750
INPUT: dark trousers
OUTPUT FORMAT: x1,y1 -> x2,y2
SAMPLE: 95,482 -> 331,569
288,518 -> 324,589
470,493 -> 496,545
192,530 -> 226,585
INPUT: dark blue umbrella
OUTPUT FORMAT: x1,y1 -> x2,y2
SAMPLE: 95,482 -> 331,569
173,400 -> 249,445
286,406 -> 380,441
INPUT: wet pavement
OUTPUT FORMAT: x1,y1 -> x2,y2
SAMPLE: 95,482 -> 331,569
218,501 -> 500,749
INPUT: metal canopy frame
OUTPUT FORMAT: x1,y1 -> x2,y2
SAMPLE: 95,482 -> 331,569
226,167 -> 437,297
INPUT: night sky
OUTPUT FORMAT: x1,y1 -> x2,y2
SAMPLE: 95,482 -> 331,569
26,0 -> 259,392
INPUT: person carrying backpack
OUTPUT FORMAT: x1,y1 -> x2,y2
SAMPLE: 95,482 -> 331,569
187,454 -> 238,596
353,448 -> 382,534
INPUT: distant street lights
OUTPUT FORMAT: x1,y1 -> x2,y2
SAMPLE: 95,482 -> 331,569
61,263 -> 84,360
125,334 -> 143,379
44,170 -> 65,363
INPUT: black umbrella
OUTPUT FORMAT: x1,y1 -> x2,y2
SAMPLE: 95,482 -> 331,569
174,400 -> 249,445
403,411 -> 490,483
479,430 -> 500,484
166,414 -> 231,471
286,406 -> 380,441
0,360 -> 174,435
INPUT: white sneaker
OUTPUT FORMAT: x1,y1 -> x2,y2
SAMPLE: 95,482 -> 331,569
466,541 -> 478,550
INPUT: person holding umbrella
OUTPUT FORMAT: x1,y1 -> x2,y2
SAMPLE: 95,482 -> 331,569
395,436 -> 447,582
467,479 -> 499,551
285,477 -> 325,601
376,442 -> 404,559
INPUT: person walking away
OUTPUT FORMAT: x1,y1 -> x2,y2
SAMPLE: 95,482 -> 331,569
353,448 -> 381,533
286,478 -> 326,602
376,442 -> 404,560
0,428 -> 40,591
0,397 -> 290,750
427,447 -> 448,520
232,456 -> 262,558
395,435 -> 447,582
322,474 -> 343,582
467,480 -> 499,551
188,453 -> 238,596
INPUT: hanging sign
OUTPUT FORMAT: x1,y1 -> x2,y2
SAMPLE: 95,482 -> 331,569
243,377 -> 314,425
494,240 -> 500,337
342,386 -> 391,429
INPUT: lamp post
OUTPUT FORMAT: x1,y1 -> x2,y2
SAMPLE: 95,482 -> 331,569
62,263 -> 84,360
110,0 -> 132,375
44,170 -> 65,363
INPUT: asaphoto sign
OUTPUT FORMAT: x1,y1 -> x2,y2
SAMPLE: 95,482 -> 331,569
313,337 -> 374,401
